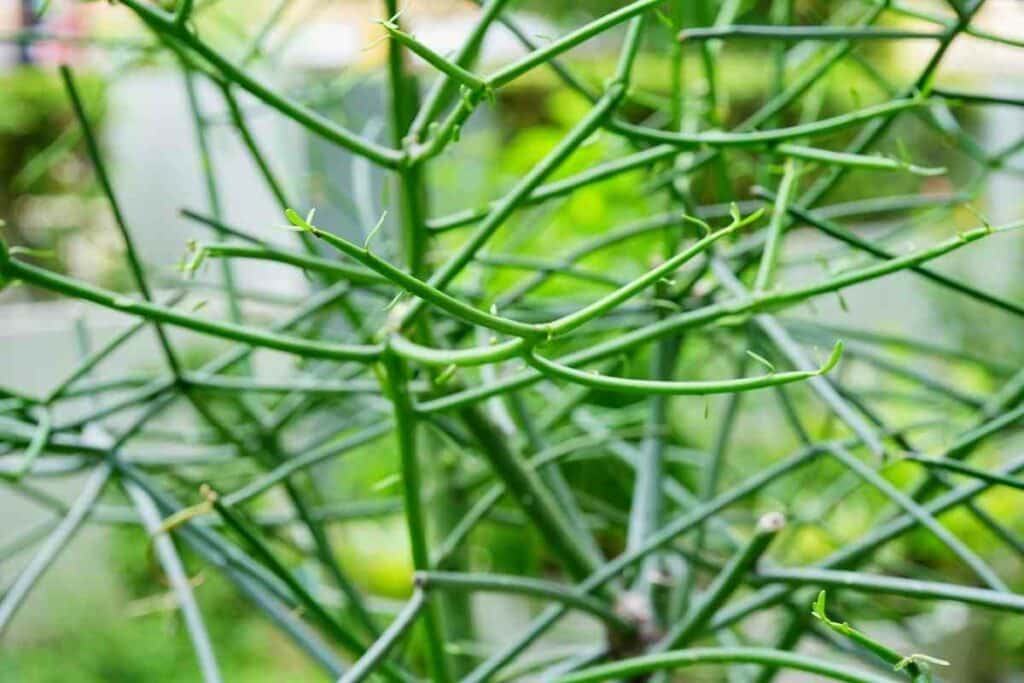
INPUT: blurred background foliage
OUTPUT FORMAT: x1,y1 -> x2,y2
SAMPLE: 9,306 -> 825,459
2,0 -> 1024,680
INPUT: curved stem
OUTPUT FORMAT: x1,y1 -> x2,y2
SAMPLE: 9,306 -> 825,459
0,256 -> 382,363
556,647 -> 898,683
118,0 -> 402,168
754,567 -> 1024,613
679,25 -> 942,42
414,571 -> 633,632
338,591 -> 427,683
381,350 -> 451,683
611,98 -> 927,148
526,341 -> 842,396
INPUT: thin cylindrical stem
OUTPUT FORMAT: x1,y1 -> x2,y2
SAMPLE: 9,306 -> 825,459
657,513 -> 785,649
415,571 -> 633,632
337,591 -> 426,683
557,647 -> 897,683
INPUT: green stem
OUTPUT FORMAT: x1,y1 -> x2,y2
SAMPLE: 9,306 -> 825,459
0,463 -> 112,635
679,25 -> 942,41
754,567 -> 1024,613
414,571 -> 633,632
0,256 -> 381,362
775,144 -> 946,176
824,445 -> 1007,591
901,455 -> 1024,491
125,480 -> 222,683
381,24 -> 488,93
209,492 -> 402,676
337,591 -> 427,683
611,98 -> 927,148
60,66 -> 184,377
753,159 -> 799,292
456,403 -> 602,582
526,341 -> 842,396
557,647 -> 898,683
118,0 -> 402,168
407,0 -> 513,139
657,513 -> 784,649
755,190 -> 1024,319
192,242 -> 386,285
381,350 -> 451,683
484,0 -> 658,88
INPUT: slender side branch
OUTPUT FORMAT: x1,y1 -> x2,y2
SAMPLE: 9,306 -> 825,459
526,341 -> 842,396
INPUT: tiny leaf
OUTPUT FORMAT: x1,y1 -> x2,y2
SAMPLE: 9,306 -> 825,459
746,350 -> 776,373
364,210 -> 388,250
372,473 -> 401,491
681,213 -> 711,235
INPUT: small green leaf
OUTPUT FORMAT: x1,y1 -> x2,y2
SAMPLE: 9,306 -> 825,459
372,473 -> 401,491
284,208 -> 313,232
384,292 -> 404,311
434,364 -> 457,386
681,213 -> 711,235
729,202 -> 742,223
653,8 -> 675,31
964,203 -> 992,231
894,654 -> 950,672
812,591 -> 920,674
8,246 -> 56,260
819,341 -> 844,375
183,246 -> 207,276
734,207 -> 766,229
836,290 -> 849,312
745,350 -> 776,373
895,138 -> 912,165
364,211 -> 388,250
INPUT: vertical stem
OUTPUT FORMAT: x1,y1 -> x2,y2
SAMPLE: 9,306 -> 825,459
125,480 -> 223,683
182,66 -> 244,325
754,158 -> 799,293
381,3 -> 476,670
457,402 -> 602,582
59,66 -> 184,377
0,463 -> 113,634
505,391 -> 601,561
382,349 -> 451,683
408,0 -> 513,141
218,80 -> 352,300
65,62 -> 259,463
768,0 -> 792,125
429,444 -> 476,674
383,0 -> 427,277
279,469 -> 381,639
626,322 -> 678,558
339,591 -> 427,683
667,1 -> 686,131
676,354 -> 747,617
657,512 -> 784,649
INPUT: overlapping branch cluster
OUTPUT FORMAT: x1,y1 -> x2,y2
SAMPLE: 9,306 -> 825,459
2,0 -> 1024,681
